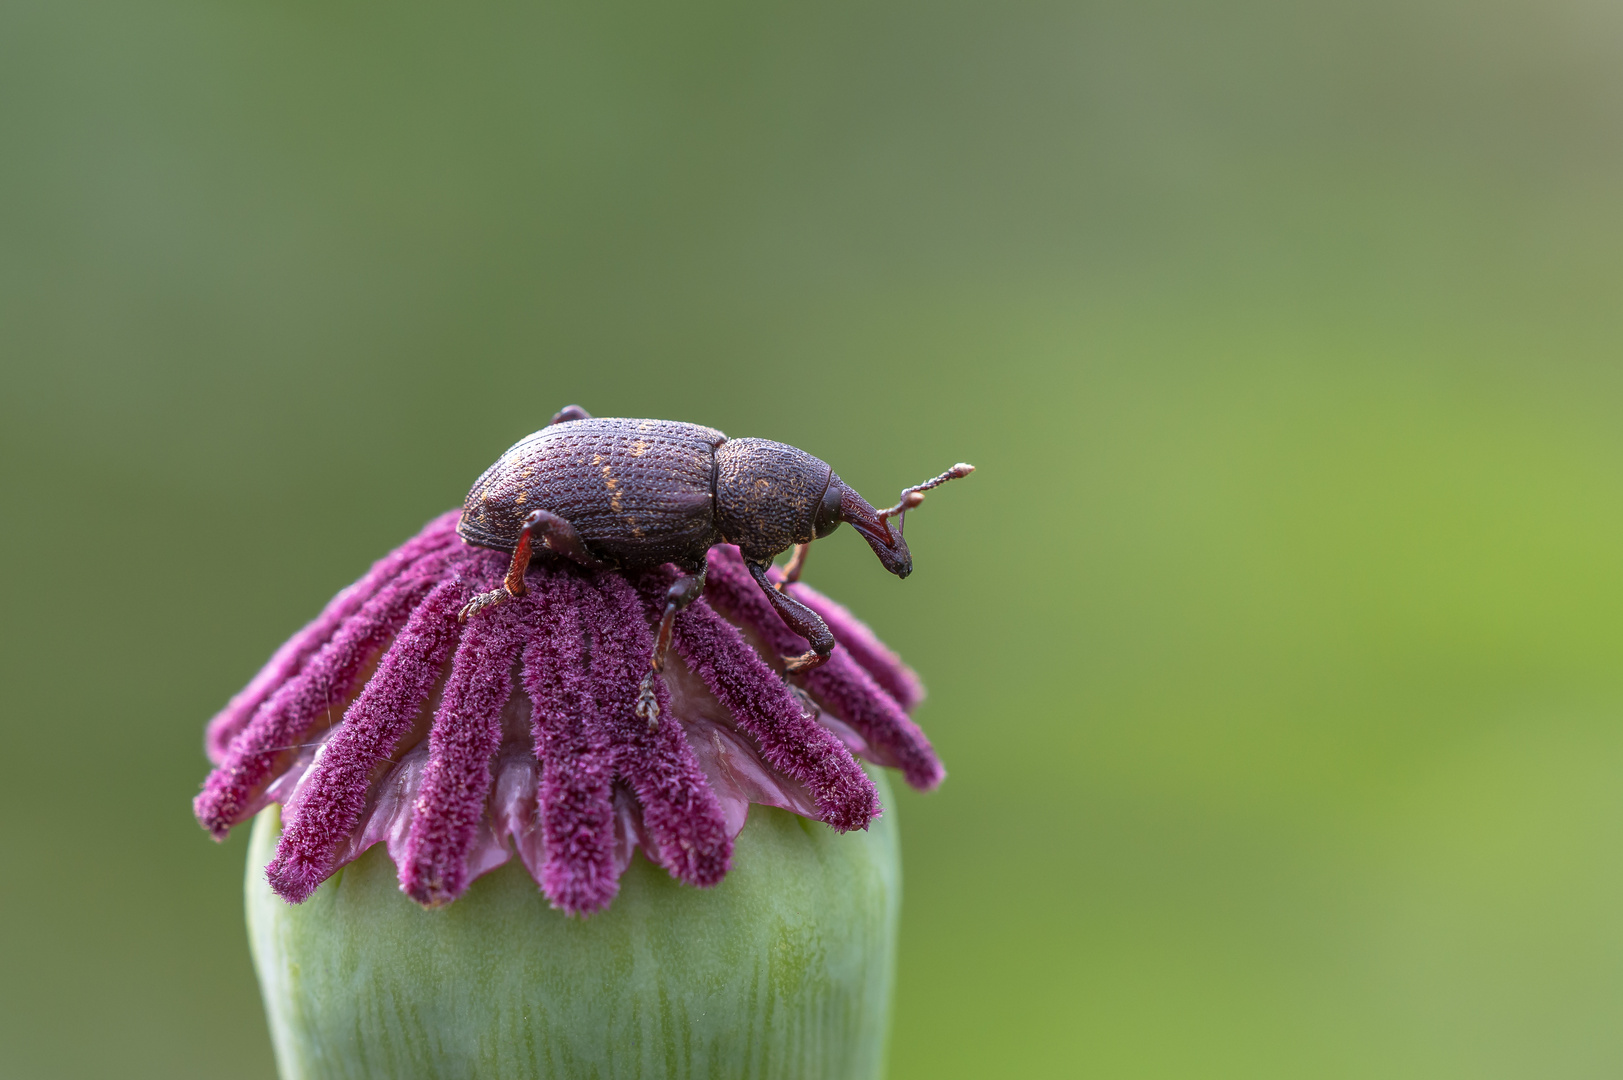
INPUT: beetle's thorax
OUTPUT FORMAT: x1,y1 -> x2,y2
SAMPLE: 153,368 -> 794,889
712,438 -> 833,562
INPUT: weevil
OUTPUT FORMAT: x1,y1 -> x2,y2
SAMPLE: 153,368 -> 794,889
456,405 -> 972,693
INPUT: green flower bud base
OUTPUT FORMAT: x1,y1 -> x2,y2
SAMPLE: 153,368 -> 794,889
246,767 -> 900,1080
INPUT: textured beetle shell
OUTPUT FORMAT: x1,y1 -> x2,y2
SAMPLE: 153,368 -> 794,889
458,418 -> 727,568
713,438 -> 834,562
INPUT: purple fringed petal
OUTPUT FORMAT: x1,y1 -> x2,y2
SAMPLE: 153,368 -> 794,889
785,578 -> 925,711
802,646 -> 945,791
664,576 -> 880,833
194,549 -> 454,838
522,573 -> 621,915
400,592 -> 531,906
203,512 -> 461,764
708,546 -> 944,791
263,579 -> 466,903
592,574 -> 732,887
200,511 -> 943,913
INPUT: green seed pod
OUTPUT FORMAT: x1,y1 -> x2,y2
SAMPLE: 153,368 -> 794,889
245,766 -> 901,1080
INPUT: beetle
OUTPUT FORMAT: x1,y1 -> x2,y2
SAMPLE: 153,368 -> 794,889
456,404 -> 972,689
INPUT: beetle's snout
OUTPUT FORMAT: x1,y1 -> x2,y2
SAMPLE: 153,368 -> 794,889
840,488 -> 913,578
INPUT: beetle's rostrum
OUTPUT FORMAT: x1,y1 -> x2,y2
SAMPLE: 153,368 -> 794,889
456,405 -> 972,697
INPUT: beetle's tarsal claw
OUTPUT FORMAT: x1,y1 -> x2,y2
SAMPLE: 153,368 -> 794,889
457,588 -> 510,622
636,672 -> 661,729
781,649 -> 828,675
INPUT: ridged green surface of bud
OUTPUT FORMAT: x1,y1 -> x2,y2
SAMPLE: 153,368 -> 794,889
245,766 -> 900,1080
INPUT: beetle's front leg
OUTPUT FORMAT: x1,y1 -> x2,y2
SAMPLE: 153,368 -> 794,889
745,559 -> 835,673
458,532 -> 535,622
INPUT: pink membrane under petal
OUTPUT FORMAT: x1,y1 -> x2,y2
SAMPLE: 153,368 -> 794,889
678,714 -> 819,836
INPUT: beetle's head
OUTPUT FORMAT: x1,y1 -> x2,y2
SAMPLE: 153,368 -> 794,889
833,462 -> 976,580
821,479 -> 913,578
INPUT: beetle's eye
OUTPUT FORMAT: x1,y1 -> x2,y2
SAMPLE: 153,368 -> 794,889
814,480 -> 844,539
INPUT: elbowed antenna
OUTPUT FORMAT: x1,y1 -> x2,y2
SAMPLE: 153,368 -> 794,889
874,463 -> 975,546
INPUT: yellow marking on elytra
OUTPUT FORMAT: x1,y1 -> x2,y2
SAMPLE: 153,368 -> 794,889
480,487 -> 490,504
629,440 -> 648,457
601,462 -> 623,511
520,468 -> 534,479
514,491 -> 527,505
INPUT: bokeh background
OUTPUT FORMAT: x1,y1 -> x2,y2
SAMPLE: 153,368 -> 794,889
5,1 -> 1623,1076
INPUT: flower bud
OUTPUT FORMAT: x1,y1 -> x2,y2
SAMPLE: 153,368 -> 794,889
247,768 -> 899,1080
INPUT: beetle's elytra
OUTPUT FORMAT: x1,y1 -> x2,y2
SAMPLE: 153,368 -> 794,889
457,405 -> 971,708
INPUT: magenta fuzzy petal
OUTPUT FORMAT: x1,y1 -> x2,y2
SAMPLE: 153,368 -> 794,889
194,551 -> 452,839
705,546 -> 942,790
666,582 -> 880,833
400,595 -> 530,906
783,579 -> 925,712
522,573 -> 621,915
198,509 -> 942,912
593,574 -> 732,887
802,646 -> 945,791
263,579 -> 466,903
203,512 -> 462,764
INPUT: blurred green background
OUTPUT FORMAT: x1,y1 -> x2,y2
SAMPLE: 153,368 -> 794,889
5,0 -> 1623,1076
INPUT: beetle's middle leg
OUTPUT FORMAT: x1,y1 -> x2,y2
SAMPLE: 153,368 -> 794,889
745,559 -> 835,674
652,567 -> 708,673
637,566 -> 707,729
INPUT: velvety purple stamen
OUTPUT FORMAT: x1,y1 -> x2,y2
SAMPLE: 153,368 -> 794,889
802,646 -> 945,792
664,578 -> 880,833
702,546 -> 943,791
198,509 -> 941,913
594,573 -> 731,887
264,578 -> 466,903
401,590 -> 530,906
195,550 -> 453,838
523,572 -> 620,915
203,512 -> 462,763
786,579 -> 925,712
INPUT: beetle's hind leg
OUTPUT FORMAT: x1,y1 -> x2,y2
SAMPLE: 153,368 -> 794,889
459,510 -> 611,622
458,532 -> 535,622
524,509 -> 613,570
